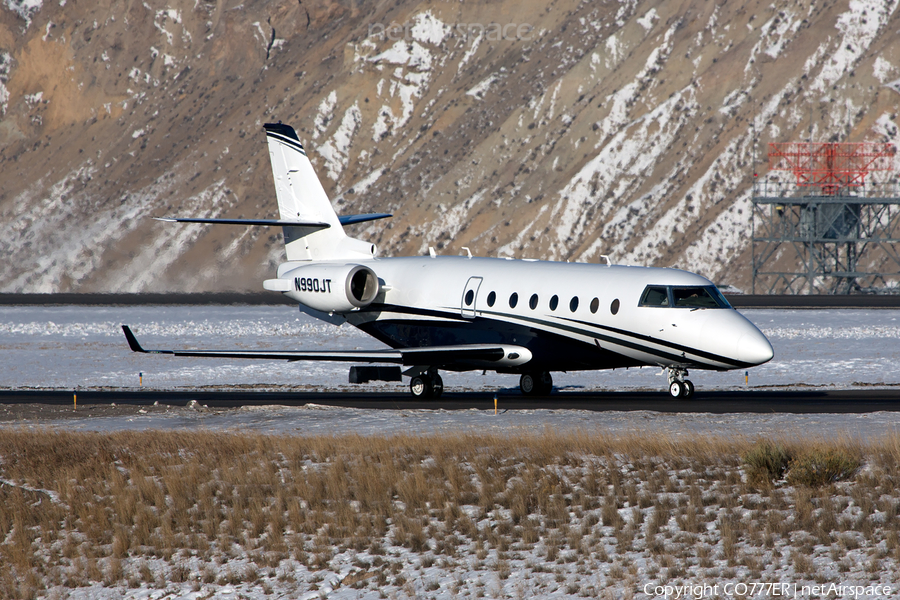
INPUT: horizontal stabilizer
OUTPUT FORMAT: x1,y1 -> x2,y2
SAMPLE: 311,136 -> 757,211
338,213 -> 393,226
121,326 -> 530,367
154,217 -> 330,229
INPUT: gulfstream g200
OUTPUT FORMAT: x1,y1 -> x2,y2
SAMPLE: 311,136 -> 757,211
123,123 -> 773,398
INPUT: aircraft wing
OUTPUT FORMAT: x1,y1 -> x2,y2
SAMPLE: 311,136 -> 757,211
121,326 -> 530,367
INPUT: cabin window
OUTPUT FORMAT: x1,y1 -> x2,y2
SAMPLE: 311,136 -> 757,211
569,296 -> 579,312
549,295 -> 559,311
529,294 -> 539,310
590,297 -> 599,313
487,291 -> 496,307
610,299 -> 620,315
509,292 -> 518,308
640,286 -> 670,307
464,290 -> 474,306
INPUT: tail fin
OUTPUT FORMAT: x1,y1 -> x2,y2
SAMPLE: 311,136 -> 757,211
264,123 -> 375,261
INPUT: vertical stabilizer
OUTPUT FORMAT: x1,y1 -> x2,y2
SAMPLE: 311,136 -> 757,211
264,123 -> 374,261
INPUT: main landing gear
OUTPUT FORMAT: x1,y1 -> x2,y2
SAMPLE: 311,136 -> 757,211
409,369 -> 443,399
519,371 -> 553,396
667,367 -> 694,399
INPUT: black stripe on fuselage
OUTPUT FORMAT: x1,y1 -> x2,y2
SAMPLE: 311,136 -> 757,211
479,308 -> 753,369
361,303 -> 470,323
477,308 -> 699,367
557,315 -> 754,369
354,303 -> 747,370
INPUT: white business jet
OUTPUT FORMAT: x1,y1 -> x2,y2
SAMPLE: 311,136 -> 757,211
122,122 -> 773,398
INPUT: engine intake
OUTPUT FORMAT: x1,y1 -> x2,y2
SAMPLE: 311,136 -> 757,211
280,263 -> 381,313
346,265 -> 380,306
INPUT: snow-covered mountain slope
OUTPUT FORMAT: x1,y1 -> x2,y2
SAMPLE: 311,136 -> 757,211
1,0 -> 899,292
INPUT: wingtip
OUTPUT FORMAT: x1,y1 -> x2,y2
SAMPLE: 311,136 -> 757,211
121,325 -> 145,353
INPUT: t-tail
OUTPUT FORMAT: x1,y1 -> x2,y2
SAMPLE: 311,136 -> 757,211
155,123 -> 390,263
263,123 -> 379,261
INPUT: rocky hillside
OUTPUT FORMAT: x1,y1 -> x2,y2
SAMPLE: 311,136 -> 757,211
1,0 -> 899,293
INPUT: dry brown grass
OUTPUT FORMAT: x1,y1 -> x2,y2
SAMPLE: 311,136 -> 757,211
0,429 -> 896,597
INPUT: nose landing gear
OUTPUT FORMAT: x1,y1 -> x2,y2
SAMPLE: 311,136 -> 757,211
667,367 -> 694,399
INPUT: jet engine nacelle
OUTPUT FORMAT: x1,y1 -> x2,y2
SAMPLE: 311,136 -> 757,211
280,263 -> 381,313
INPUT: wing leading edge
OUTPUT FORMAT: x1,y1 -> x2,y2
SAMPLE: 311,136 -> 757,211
121,326 -> 532,368
153,213 -> 392,228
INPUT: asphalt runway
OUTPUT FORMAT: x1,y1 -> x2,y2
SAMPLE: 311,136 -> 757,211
3,388 -> 900,414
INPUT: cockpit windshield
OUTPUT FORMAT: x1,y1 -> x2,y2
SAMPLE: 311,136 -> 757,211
639,285 -> 731,309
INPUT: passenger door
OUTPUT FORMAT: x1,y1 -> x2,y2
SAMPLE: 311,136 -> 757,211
461,277 -> 483,319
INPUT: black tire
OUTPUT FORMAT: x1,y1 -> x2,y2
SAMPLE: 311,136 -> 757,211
683,380 -> 694,399
410,376 -> 433,398
431,374 -> 444,399
521,372 -> 552,396
519,373 -> 537,395
669,381 -> 684,398
537,371 -> 553,395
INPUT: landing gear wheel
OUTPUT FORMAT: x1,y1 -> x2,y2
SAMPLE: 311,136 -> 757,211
409,372 -> 443,399
520,373 -> 537,395
410,376 -> 433,398
669,380 -> 685,398
537,371 -> 553,395
666,367 -> 692,399
431,374 -> 444,399
520,371 -> 553,396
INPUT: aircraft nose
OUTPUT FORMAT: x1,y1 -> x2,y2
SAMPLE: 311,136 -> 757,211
737,329 -> 774,366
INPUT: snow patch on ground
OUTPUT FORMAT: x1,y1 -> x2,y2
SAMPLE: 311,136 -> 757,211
357,11 -> 447,142
636,8 -> 658,31
604,34 -> 624,70
456,31 -> 482,75
408,10 -> 449,46
317,102 -> 361,181
369,40 -> 434,71
743,10 -> 802,73
111,179 -> 233,292
3,306 -> 900,393
681,194 -> 752,279
23,90 -> 42,105
552,78 -> 693,260
465,74 -> 497,100
3,0 -> 42,27
873,56 -> 894,83
153,8 -> 182,46
812,0 -> 898,92
313,91 -> 337,140
343,168 -> 384,197
422,190 -> 485,250
368,43 -> 435,139
0,51 -> 12,116
0,164 -> 232,293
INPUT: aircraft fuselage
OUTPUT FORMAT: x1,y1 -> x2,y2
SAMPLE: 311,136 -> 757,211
279,256 -> 772,375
